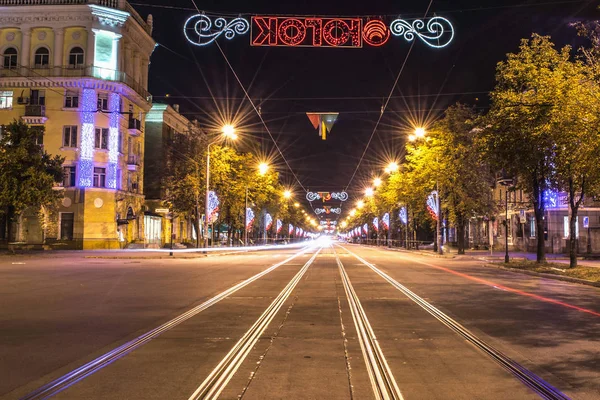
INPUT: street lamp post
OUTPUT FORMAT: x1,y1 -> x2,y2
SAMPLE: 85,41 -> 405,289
204,125 -> 237,248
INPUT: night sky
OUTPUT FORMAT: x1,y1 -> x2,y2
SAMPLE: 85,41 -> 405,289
132,0 -> 599,209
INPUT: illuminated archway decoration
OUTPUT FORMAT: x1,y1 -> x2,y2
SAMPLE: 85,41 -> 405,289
184,14 -> 250,47
390,17 -> 454,48
185,14 -> 454,49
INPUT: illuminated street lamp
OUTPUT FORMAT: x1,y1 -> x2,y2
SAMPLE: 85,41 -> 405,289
365,187 -> 374,197
356,200 -> 365,209
294,202 -> 300,208
373,177 -> 382,187
350,209 -> 356,217
385,162 -> 399,174
206,125 -> 237,248
415,126 -> 426,138
283,189 -> 293,199
258,162 -> 270,175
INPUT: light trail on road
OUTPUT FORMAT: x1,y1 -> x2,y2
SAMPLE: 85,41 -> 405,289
339,245 -> 571,400
20,245 -> 316,400
188,247 -> 323,400
333,247 -> 404,400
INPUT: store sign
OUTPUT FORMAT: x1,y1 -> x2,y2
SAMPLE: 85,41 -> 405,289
185,15 -> 454,49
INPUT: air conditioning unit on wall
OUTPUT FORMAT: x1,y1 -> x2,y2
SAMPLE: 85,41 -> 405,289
17,97 -> 29,105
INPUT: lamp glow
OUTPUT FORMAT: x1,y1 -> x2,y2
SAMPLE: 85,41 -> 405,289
365,187 -> 374,197
357,200 -> 365,209
373,177 -> 382,187
222,124 -> 237,139
258,162 -> 269,175
385,162 -> 399,174
415,127 -> 426,138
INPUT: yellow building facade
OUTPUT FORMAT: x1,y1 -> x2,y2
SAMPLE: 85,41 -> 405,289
0,0 -> 155,249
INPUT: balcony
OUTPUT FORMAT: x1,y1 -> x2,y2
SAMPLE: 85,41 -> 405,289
128,118 -> 143,135
21,105 -> 47,124
127,154 -> 140,171
0,66 -> 151,102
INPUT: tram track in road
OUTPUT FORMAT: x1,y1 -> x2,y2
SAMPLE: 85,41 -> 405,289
333,247 -> 404,400
188,247 -> 323,400
20,246 -> 316,400
338,245 -> 571,400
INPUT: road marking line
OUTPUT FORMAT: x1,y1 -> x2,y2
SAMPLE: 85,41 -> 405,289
188,247 -> 322,400
20,245 -> 316,400
334,247 -> 403,400
340,245 -> 570,400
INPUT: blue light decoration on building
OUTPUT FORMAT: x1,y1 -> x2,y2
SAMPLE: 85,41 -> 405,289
373,217 -> 379,232
78,88 -> 96,187
381,213 -> 390,230
246,207 -> 255,229
107,92 -> 120,189
399,207 -> 408,225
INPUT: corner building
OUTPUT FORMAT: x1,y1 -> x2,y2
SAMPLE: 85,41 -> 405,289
0,0 -> 155,249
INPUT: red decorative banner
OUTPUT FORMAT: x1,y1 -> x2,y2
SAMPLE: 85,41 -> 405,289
252,17 -> 364,48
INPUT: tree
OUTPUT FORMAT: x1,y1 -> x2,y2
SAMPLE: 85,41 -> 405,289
481,35 -> 572,263
0,121 -> 64,241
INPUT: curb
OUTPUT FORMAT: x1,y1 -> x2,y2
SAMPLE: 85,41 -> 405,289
482,262 -> 600,288
84,250 -> 257,260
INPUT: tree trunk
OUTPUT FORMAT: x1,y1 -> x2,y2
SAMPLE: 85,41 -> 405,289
569,208 -> 578,268
6,205 -> 15,243
532,177 -> 546,263
457,221 -> 466,255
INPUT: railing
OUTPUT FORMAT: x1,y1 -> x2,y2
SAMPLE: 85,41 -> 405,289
128,118 -> 142,131
0,66 -> 151,101
25,104 -> 45,116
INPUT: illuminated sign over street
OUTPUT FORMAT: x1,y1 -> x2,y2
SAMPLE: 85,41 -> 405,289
185,14 -> 454,49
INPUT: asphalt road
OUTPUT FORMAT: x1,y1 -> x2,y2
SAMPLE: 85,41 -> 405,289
1,242 -> 599,399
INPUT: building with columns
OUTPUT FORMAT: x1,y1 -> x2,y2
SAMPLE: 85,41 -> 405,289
0,0 -> 155,249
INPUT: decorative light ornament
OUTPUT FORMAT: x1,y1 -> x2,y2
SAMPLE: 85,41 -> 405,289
399,207 -> 408,225
107,92 -> 120,189
265,213 -> 273,230
427,190 -> 439,221
289,223 -> 294,235
381,213 -> 390,230
306,191 -> 348,202
363,223 -> 368,234
363,19 -> 390,46
208,191 -> 220,223
184,14 -> 250,46
373,217 -> 379,232
246,207 -> 255,229
78,88 -> 96,187
276,219 -> 283,233
390,16 -> 454,48
315,207 -> 342,215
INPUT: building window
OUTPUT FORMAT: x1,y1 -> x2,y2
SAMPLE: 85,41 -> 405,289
563,216 -> 579,238
63,166 -> 76,187
34,47 -> 50,68
3,47 -> 17,69
0,91 -> 13,109
31,126 -> 43,145
94,128 -> 108,149
118,130 -> 124,153
93,167 -> 106,187
68,47 -> 84,68
62,126 -> 78,147
97,94 -> 108,111
30,89 -> 45,106
60,212 -> 74,240
64,90 -> 79,108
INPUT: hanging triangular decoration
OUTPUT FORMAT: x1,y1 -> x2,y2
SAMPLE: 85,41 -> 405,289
306,112 -> 339,140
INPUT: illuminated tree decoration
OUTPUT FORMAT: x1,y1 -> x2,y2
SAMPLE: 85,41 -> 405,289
427,191 -> 439,221
373,217 -> 379,232
399,207 -> 408,225
246,207 -> 255,229
208,191 -> 220,223
390,16 -> 454,48
363,19 -> 390,46
78,88 -> 96,187
276,219 -> 283,233
381,213 -> 390,230
265,213 -> 273,230
184,14 -> 250,47
289,223 -> 294,235
363,223 -> 368,234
